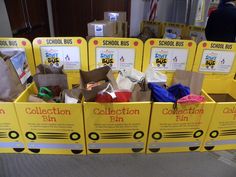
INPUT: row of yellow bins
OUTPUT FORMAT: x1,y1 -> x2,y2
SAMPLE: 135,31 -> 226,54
0,37 -> 235,155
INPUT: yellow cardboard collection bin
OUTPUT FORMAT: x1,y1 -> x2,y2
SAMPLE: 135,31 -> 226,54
15,84 -> 86,155
193,41 -> 236,151
0,38 -> 35,153
85,37 -> 151,154
140,20 -> 163,38
162,22 -> 187,39
33,37 -> 88,88
184,26 -> 206,44
143,39 -> 215,153
14,37 -> 88,155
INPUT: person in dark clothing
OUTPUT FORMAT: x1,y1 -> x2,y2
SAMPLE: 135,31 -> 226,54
205,0 -> 236,42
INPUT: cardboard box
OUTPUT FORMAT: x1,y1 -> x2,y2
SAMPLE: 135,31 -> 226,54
104,11 -> 126,22
117,21 -> 128,37
84,102 -> 151,154
15,84 -> 86,155
193,41 -> 236,152
88,20 -> 117,37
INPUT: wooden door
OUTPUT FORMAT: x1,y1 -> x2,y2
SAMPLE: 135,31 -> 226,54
4,0 -> 50,41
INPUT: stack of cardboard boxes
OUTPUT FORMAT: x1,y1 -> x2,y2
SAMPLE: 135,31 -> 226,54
87,11 -> 127,39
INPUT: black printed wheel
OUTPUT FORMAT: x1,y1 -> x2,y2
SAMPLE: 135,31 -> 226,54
25,132 -> 36,140
133,131 -> 144,139
89,149 -> 101,153
193,130 -> 204,138
210,130 -> 219,138
29,148 -> 40,153
205,146 -> 215,151
149,148 -> 160,153
88,132 -> 99,141
8,131 -> 19,139
71,150 -> 83,154
132,148 -> 143,153
189,146 -> 200,151
70,132 -> 81,141
152,132 -> 162,140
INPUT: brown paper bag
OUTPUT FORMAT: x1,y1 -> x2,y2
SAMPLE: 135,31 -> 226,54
131,84 -> 151,102
0,57 -> 25,101
33,65 -> 68,93
80,66 -> 118,102
61,87 -> 82,103
172,70 -> 204,95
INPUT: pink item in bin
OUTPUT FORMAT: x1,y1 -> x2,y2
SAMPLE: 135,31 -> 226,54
177,94 -> 205,104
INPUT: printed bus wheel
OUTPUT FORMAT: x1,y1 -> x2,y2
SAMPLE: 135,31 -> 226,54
189,146 -> 200,151
193,130 -> 204,138
89,149 -> 101,153
13,148 -> 24,152
132,148 -> 143,153
70,132 -> 81,141
71,150 -> 83,154
210,130 -> 219,138
8,131 -> 19,139
89,132 -> 99,141
149,148 -> 160,153
133,131 -> 144,139
25,132 -> 36,140
163,64 -> 166,67
205,146 -> 215,151
29,148 -> 40,153
152,132 -> 162,140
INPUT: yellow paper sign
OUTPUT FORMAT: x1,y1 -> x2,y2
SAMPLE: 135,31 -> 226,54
143,39 -> 196,83
88,37 -> 143,71
0,38 -> 35,75
162,22 -> 187,37
33,37 -> 88,88
84,102 -> 151,154
15,84 -> 86,155
140,21 -> 163,38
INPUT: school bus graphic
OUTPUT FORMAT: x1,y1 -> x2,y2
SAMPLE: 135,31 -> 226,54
45,49 -> 60,67
154,51 -> 168,67
203,53 -> 217,69
98,50 -> 115,68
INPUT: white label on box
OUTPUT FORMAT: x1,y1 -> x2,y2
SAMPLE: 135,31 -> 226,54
150,48 -> 188,72
96,47 -> 135,71
40,46 -> 81,70
109,13 -> 119,21
199,50 -> 235,73
94,25 -> 104,36
0,48 -> 31,84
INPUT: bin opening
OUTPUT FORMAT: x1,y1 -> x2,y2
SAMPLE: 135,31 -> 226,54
208,93 -> 236,102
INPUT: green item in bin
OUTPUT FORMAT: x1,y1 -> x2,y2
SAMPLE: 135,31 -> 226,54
38,87 -> 53,101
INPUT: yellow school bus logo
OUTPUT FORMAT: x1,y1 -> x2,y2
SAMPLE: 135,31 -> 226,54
203,52 -> 217,69
45,49 -> 60,66
99,50 -> 114,67
154,50 -> 168,67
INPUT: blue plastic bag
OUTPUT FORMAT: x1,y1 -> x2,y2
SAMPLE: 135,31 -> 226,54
148,83 -> 176,102
148,83 -> 190,102
168,84 -> 190,100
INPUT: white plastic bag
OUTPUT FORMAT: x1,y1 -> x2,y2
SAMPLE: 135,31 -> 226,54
116,68 -> 145,90
145,65 -> 167,85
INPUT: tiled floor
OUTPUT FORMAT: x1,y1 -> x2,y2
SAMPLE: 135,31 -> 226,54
0,152 -> 236,177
